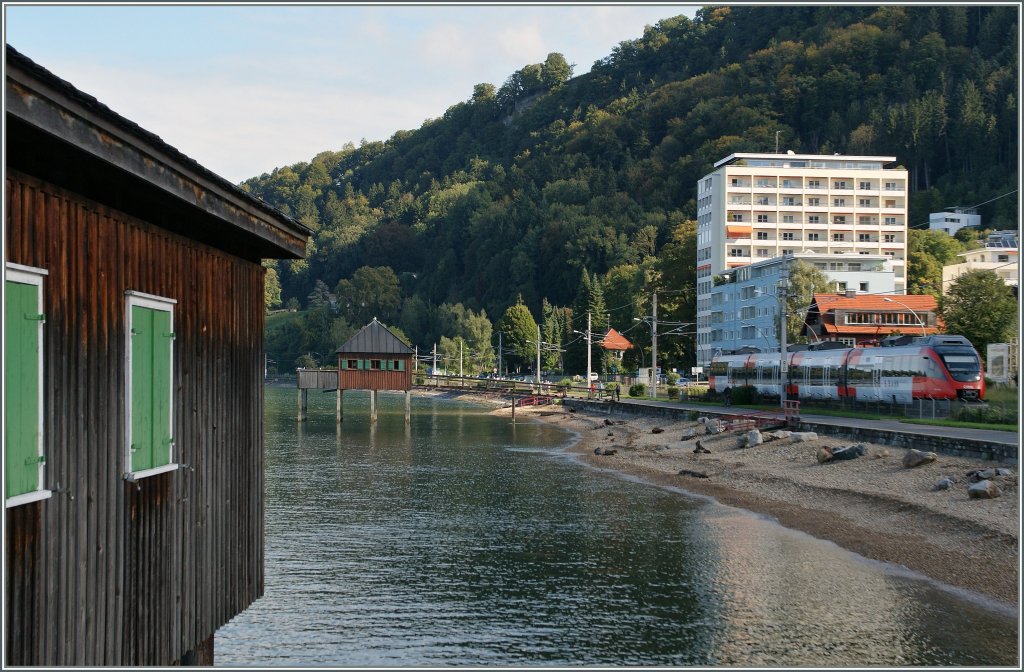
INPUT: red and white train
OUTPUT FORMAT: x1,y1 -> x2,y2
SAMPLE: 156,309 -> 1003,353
709,335 -> 985,403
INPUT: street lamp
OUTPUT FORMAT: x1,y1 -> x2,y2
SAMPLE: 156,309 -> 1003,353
883,297 -> 927,336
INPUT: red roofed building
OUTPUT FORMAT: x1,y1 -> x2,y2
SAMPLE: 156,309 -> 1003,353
602,328 -> 633,361
803,293 -> 944,347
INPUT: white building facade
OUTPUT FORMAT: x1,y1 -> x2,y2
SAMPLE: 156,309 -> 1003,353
695,152 -> 909,365
929,207 -> 980,236
707,253 -> 896,356
942,237 -> 1019,293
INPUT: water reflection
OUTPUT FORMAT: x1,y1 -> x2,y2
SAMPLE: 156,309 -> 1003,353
216,388 -> 1018,667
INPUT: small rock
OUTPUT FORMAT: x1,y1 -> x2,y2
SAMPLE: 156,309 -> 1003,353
651,427 -> 664,434
604,419 -> 614,426
996,468 -> 1014,477
873,448 -> 891,459
931,477 -> 954,491
745,429 -> 763,447
681,428 -> 697,440
791,432 -> 818,442
677,469 -> 709,479
968,480 -> 1001,499
903,449 -> 937,468
816,447 -> 833,464
698,416 -> 709,425
607,431 -> 614,437
706,421 -> 723,435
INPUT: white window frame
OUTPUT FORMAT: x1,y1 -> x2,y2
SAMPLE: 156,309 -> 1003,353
5,263 -> 52,507
124,290 -> 179,481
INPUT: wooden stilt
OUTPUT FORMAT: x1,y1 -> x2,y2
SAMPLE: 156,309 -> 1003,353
370,390 -> 378,423
337,388 -> 343,423
404,390 -> 411,424
297,388 -> 307,422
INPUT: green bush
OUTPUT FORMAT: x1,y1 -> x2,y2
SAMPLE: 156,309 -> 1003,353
729,385 -> 760,405
557,378 -> 573,392
629,383 -> 646,397
666,372 -> 680,386
667,385 -> 679,399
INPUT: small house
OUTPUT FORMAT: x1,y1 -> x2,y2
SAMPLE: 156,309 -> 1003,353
336,318 -> 414,422
4,46 -> 309,665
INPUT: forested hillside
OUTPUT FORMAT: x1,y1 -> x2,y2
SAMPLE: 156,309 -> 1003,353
248,5 -> 1018,375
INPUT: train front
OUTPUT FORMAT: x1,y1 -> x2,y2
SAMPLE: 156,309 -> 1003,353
930,338 -> 985,401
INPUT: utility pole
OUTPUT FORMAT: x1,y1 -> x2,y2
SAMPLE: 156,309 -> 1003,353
459,339 -> 463,387
586,311 -> 592,385
779,257 -> 789,409
414,346 -> 418,373
536,323 -> 542,391
650,291 -> 658,399
498,331 -> 503,378
432,343 -> 438,386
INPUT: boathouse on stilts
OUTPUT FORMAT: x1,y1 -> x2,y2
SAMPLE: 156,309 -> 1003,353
4,46 -> 309,666
334,318 -> 414,424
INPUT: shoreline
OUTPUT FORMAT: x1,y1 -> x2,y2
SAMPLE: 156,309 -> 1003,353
489,402 -> 1019,607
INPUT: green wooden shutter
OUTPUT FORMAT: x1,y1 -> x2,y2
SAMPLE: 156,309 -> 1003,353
397,359 -> 405,372
131,305 -> 172,473
5,280 -> 42,497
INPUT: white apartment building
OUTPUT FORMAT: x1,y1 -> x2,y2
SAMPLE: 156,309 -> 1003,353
929,207 -> 980,237
695,152 -> 909,365
942,235 -> 1018,293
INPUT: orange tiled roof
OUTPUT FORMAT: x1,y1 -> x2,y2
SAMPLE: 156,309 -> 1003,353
811,293 -> 939,312
602,328 -> 632,351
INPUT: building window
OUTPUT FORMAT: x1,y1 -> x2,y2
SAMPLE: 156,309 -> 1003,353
859,181 -> 872,190
731,178 -> 740,186
833,198 -> 846,207
345,359 -> 358,369
885,181 -> 899,190
782,249 -> 795,255
757,249 -> 770,257
782,232 -> 795,241
126,290 -> 177,480
833,233 -> 845,242
885,200 -> 896,208
836,282 -> 847,292
858,233 -> 871,242
884,234 -> 896,243
807,180 -> 821,189
840,338 -> 857,347
808,216 -> 820,224
833,216 -> 846,225
860,282 -> 869,292
731,214 -> 744,222
370,359 -> 383,370
757,197 -> 770,205
884,217 -> 897,225
756,231 -> 769,240
730,248 -> 744,257
998,255 -> 1010,263
782,179 -> 793,188
859,199 -> 872,207
5,263 -> 51,506
834,181 -> 847,189
782,197 -> 795,206
757,214 -> 769,223
783,215 -> 794,223
807,233 -> 820,241
807,197 -> 820,206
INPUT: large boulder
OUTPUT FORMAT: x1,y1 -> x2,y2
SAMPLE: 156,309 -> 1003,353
745,429 -> 763,447
706,421 -> 723,435
816,447 -> 834,464
903,449 -> 938,468
931,477 -> 955,491
791,432 -> 818,442
968,480 -> 1002,499
681,428 -> 697,440
831,444 -> 866,461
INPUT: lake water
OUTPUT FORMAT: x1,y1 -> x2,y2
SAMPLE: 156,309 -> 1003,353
215,388 -> 1018,666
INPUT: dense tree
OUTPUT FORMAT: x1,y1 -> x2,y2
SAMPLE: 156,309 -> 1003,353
941,270 -> 1018,357
263,261 -> 282,312
565,269 -> 609,375
496,296 -> 539,373
785,260 -> 834,344
334,265 -> 402,326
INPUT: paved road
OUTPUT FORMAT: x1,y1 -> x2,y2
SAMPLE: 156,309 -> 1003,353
612,397 -> 1019,447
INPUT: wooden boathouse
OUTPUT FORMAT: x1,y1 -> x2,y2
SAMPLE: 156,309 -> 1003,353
4,46 -> 309,665
336,319 -> 414,423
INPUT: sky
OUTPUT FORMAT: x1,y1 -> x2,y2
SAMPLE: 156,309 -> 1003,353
4,2 -> 698,183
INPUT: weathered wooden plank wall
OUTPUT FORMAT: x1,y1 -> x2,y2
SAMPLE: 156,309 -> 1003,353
4,170 -> 265,665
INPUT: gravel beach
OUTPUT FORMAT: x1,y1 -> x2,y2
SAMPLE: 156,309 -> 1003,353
489,401 -> 1020,606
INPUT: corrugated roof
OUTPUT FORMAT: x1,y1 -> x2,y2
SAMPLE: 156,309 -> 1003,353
602,328 -> 632,351
336,319 -> 414,355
